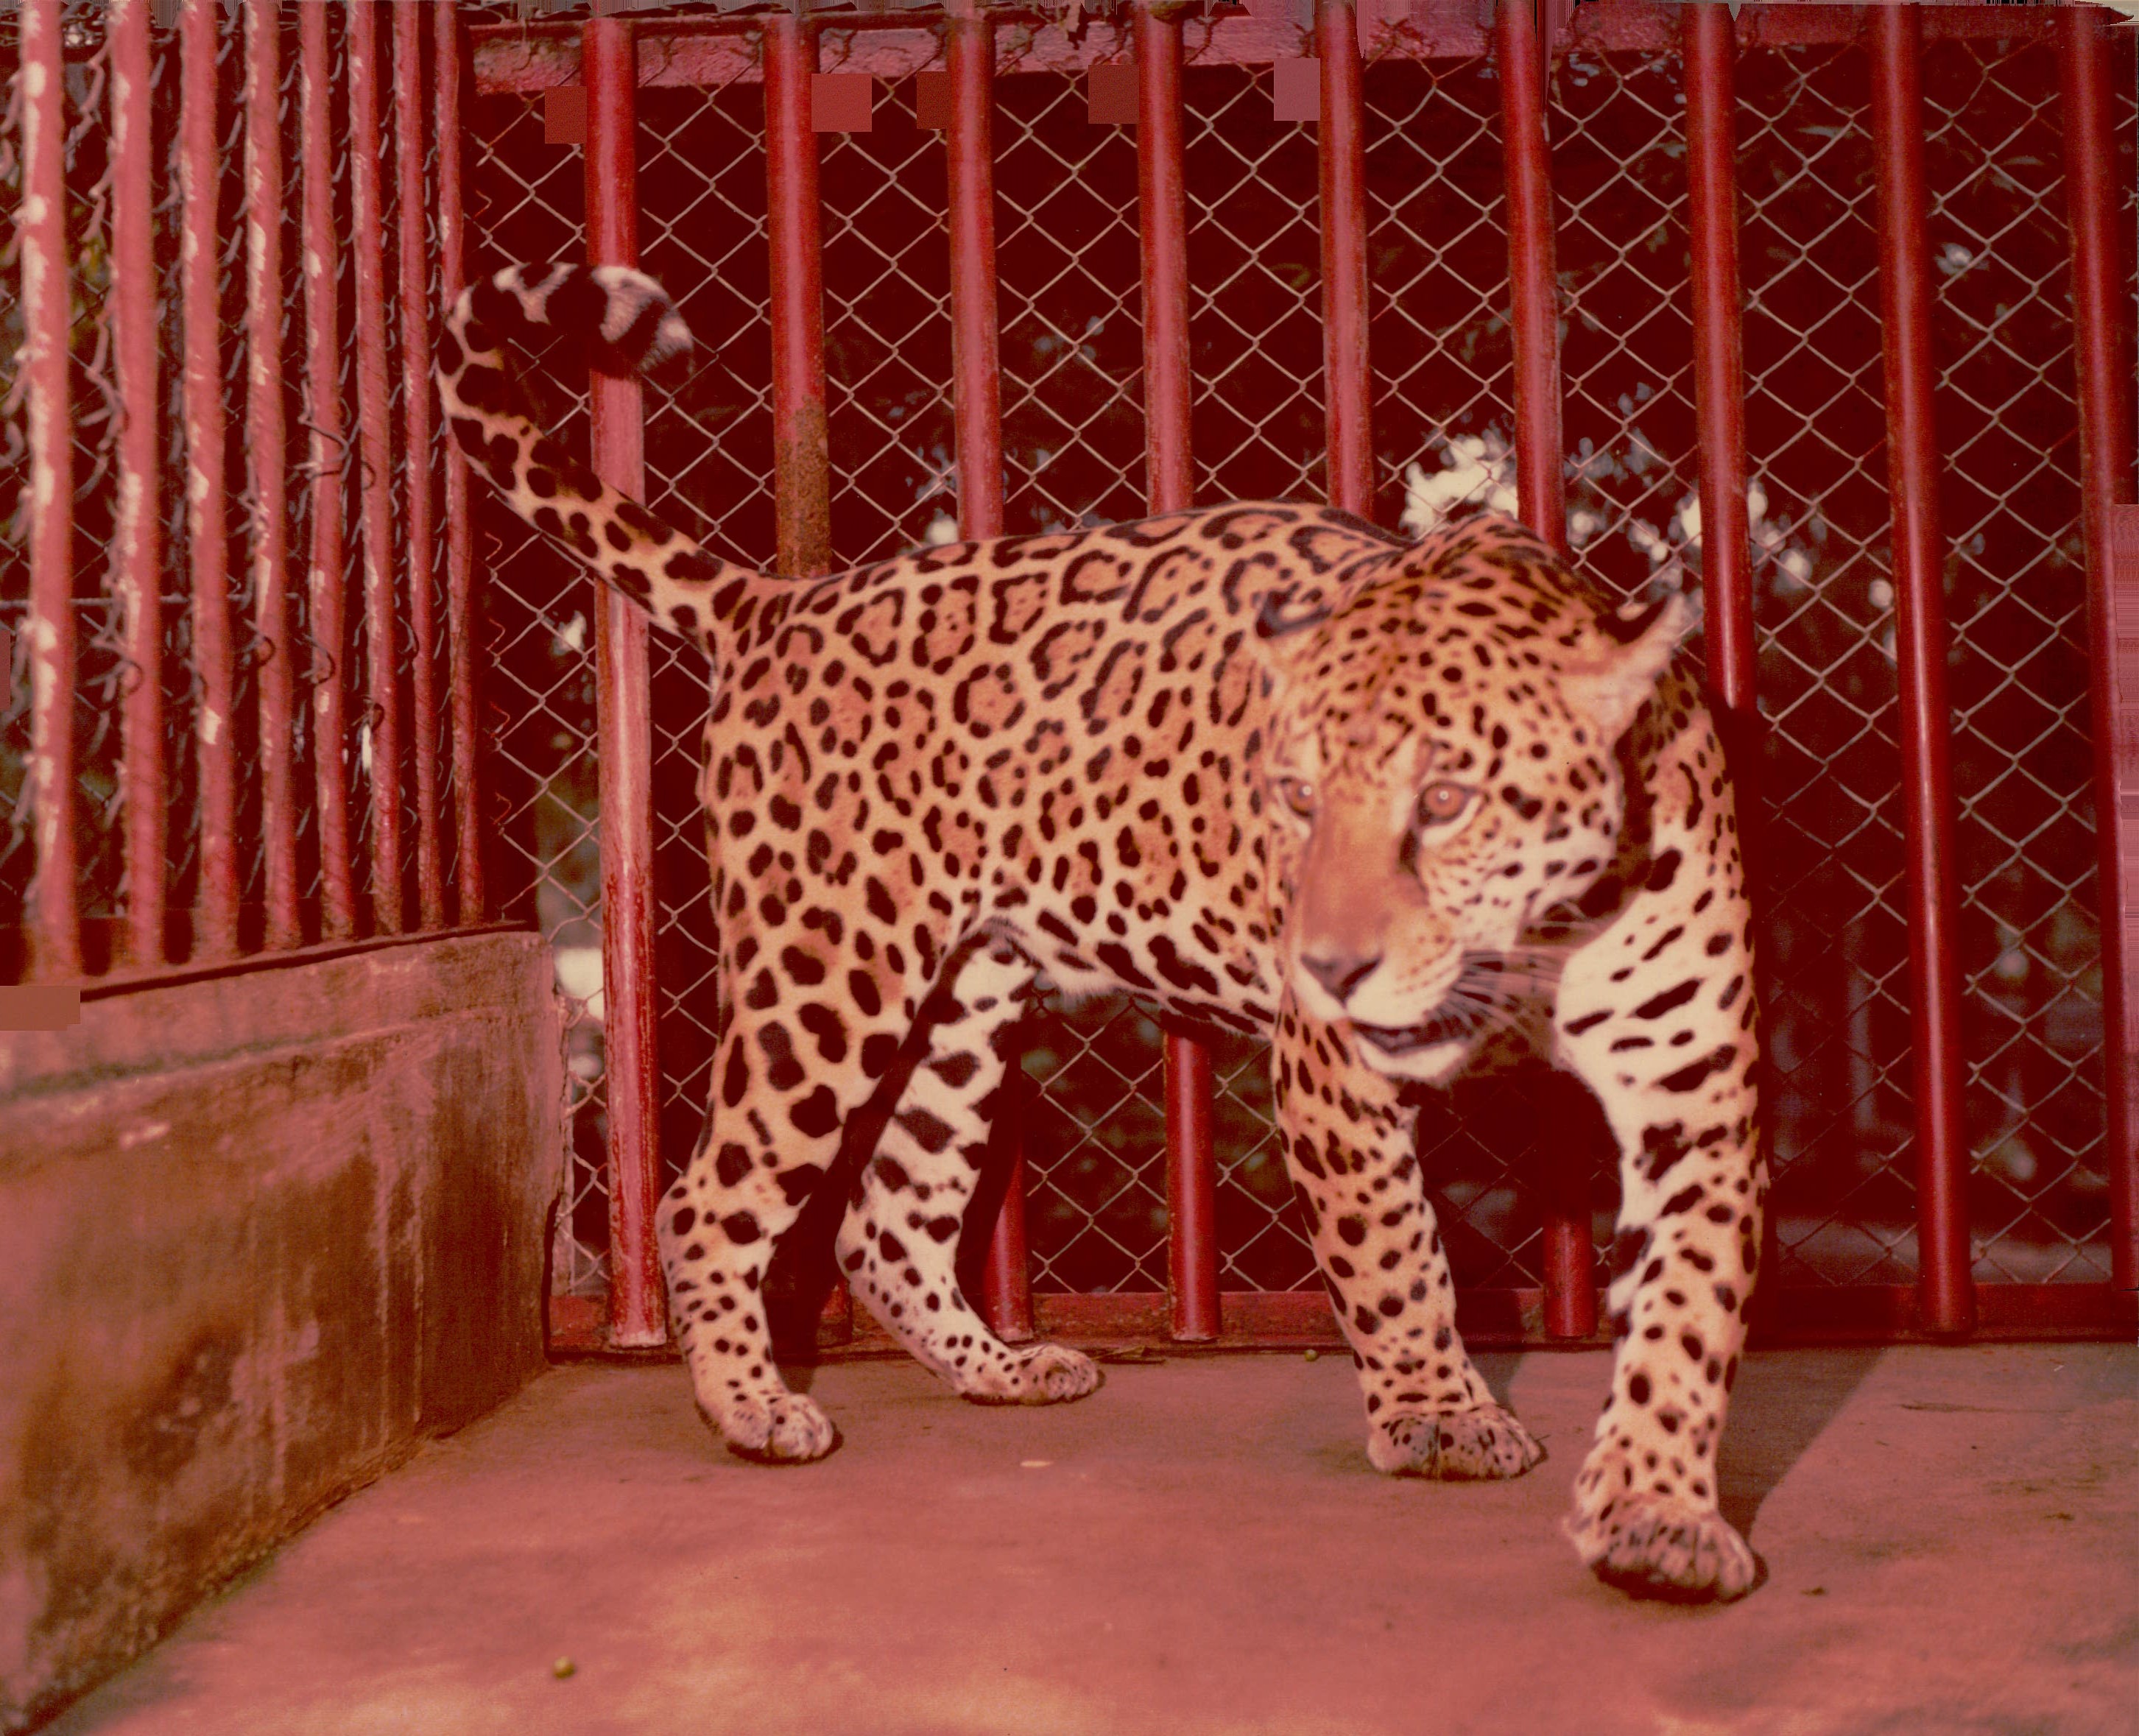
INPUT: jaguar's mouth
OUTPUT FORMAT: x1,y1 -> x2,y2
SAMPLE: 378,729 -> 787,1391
1350,1006 -> 1476,1057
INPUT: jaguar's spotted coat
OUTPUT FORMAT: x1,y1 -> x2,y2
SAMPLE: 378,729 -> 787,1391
440,262 -> 1769,1601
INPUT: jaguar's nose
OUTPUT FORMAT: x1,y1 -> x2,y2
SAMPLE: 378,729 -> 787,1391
1302,949 -> 1381,1003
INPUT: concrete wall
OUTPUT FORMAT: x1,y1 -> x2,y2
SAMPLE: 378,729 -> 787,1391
0,930 -> 564,1732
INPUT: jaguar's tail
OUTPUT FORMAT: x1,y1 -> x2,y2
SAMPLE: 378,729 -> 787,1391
437,264 -> 753,649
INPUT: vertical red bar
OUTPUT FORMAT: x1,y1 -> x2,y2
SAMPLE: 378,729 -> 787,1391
1682,8 -> 1755,738
585,14 -> 667,1350
946,7 -> 1032,1341
1498,0 -> 1587,1335
2059,10 -> 2138,1292
1317,0 -> 1372,517
246,2 -> 300,950
396,2 -> 446,930
764,5 -> 850,1336
1682,2 -> 1780,1321
1164,1034 -> 1222,1341
1868,4 -> 1973,1338
301,1 -> 356,940
984,1104 -> 1036,1345
764,13 -> 832,579
350,2 -> 406,936
1497,0 -> 1567,554
180,0 -> 240,961
18,0 -> 80,981
1137,6 -> 1192,516
1136,1 -> 1222,1342
110,0 -> 166,970
947,15 -> 1006,542
436,0 -> 484,925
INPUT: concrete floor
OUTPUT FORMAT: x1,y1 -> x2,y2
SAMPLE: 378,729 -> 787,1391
43,1344 -> 2137,1736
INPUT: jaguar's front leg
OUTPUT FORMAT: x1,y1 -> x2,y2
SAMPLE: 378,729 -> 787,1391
1554,798 -> 1766,1601
1272,1000 -> 1545,1482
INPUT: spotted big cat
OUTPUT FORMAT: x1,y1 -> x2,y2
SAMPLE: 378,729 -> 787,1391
440,261 -> 1768,1601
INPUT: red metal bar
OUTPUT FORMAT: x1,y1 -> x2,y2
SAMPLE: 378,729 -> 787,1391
1164,1035 -> 1222,1341
1496,0 -> 1567,555
1868,4 -> 1972,1338
946,7 -> 1032,1341
2059,10 -> 2138,1293
246,1 -> 300,950
946,14 -> 1005,540
109,0 -> 166,970
396,2 -> 447,930
1137,5 -> 1192,517
983,1138 -> 1037,1345
349,3 -> 406,936
1497,0 -> 1587,1335
1682,7 -> 1755,737
585,14 -> 667,1351
18,0 -> 79,981
1317,0 -> 1372,517
764,13 -> 832,579
180,0 -> 239,962
300,3 -> 356,940
761,3 -> 850,1332
1682,0 -> 1780,1321
1134,2 -> 1221,1342
2117,504 -> 2139,1224
436,0 -> 484,925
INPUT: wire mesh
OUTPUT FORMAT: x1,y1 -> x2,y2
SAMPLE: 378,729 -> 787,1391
1733,33 -> 2127,1290
1924,34 -> 2117,1285
451,21 -> 2126,1317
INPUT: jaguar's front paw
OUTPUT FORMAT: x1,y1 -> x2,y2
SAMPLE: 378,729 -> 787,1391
706,1389 -> 842,1464
1367,1402 -> 1545,1480
1566,1491 -> 1759,1602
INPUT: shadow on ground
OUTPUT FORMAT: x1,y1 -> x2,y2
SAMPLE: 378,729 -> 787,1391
1718,1344 -> 1884,1538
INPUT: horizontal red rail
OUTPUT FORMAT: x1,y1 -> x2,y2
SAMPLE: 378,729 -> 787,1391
470,1 -> 2065,94
549,1280 -> 2138,1358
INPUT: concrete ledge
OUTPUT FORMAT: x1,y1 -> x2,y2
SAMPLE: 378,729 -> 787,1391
0,931 -> 565,1732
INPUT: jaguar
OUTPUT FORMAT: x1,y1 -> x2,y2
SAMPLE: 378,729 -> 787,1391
439,261 -> 1768,1601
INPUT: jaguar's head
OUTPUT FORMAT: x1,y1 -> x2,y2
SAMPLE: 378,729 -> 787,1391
1259,545 -> 1689,1084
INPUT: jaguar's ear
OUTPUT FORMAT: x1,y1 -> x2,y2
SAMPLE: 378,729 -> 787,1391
1559,591 -> 1693,743
1254,585 -> 1334,643
1249,582 -> 1336,702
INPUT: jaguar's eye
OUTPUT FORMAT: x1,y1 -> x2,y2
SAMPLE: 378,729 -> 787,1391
1416,780 -> 1473,828
1275,775 -> 1317,818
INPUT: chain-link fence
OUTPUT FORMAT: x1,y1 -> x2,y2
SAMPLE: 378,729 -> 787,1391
460,18 -> 2131,1321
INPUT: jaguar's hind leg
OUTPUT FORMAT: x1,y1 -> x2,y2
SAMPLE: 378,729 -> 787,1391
838,937 -> 1102,1407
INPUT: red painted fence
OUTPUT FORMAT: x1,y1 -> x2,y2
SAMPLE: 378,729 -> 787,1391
4,1 -> 2133,1354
